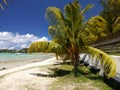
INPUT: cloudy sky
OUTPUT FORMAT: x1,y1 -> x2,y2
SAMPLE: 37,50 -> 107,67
0,32 -> 48,49
0,0 -> 102,49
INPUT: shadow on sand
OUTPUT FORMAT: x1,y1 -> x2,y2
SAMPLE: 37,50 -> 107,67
30,68 -> 71,78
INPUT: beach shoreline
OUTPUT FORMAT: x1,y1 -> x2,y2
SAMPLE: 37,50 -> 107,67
0,57 -> 58,90
0,53 -> 55,70
0,57 -> 58,77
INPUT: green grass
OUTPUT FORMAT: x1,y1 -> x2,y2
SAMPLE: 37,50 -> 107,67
0,64 -> 113,90
48,64 -> 113,90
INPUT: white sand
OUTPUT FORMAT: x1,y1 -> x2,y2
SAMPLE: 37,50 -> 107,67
0,57 -> 57,77
0,57 -> 59,90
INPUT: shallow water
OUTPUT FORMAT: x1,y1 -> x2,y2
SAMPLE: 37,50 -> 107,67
0,53 -> 54,61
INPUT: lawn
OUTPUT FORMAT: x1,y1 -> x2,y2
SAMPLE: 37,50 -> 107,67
48,64 -> 113,90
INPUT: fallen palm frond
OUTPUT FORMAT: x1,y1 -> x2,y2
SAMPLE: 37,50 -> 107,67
85,46 -> 116,78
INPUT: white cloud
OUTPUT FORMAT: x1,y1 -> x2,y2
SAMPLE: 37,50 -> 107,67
36,37 -> 48,42
0,32 -> 49,50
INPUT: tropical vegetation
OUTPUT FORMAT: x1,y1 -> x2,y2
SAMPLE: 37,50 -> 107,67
28,0 -> 116,78
49,64 -> 113,90
88,0 -> 120,37
0,0 -> 11,11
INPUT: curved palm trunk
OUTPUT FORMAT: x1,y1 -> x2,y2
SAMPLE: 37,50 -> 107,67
72,53 -> 79,77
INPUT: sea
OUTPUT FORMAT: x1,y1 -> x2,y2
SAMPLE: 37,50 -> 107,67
0,53 -> 54,61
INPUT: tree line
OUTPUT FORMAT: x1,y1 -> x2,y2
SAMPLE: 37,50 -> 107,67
0,48 -> 28,53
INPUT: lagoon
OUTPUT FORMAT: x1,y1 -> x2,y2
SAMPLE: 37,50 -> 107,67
0,53 -> 54,61
0,53 -> 55,69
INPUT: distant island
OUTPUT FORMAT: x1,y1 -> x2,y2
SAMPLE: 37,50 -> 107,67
0,48 -> 28,53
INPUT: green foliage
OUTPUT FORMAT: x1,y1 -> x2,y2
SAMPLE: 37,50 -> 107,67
87,0 -> 120,36
46,7 -> 64,26
86,46 -> 116,78
28,41 -> 49,53
100,0 -> 120,20
87,15 -> 108,37
49,64 -> 113,90
46,0 -> 94,56
28,41 -> 63,55
28,0 -> 117,78
100,0 -> 120,33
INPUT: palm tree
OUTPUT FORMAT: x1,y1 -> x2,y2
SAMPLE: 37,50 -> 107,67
87,15 -> 120,39
99,0 -> 120,33
29,0 -> 116,78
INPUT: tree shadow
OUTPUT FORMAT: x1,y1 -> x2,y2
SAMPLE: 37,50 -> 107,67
30,73 -> 56,78
103,75 -> 120,90
79,66 -> 120,90
77,65 -> 102,80
30,68 -> 71,78
49,68 -> 71,76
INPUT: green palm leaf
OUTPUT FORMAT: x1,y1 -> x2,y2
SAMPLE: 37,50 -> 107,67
113,16 -> 120,31
46,7 -> 64,26
86,46 -> 116,78
87,15 -> 108,37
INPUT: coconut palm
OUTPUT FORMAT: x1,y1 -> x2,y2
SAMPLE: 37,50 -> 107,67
87,15 -> 120,38
99,0 -> 120,33
87,0 -> 120,36
29,0 -> 116,78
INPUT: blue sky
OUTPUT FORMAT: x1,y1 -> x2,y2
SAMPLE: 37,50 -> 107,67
0,0 -> 103,49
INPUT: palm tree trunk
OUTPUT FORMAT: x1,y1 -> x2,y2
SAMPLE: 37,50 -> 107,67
55,53 -> 59,60
72,53 -> 79,77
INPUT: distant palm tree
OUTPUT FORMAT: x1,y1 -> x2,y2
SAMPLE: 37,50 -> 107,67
28,0 -> 116,78
87,15 -> 120,37
99,0 -> 120,33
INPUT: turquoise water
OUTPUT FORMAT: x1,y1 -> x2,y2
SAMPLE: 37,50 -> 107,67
0,53 -> 54,61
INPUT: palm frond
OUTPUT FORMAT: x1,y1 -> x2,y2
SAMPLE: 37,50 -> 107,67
28,41 -> 63,55
0,3 -> 4,11
46,7 -> 64,26
3,0 -> 8,6
113,16 -> 120,31
81,4 -> 93,15
85,46 -> 116,78
28,41 -> 49,53
87,15 -> 108,37
47,42 -> 63,54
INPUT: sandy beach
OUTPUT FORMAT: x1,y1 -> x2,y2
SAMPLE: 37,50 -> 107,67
0,54 -> 119,90
0,56 -> 59,90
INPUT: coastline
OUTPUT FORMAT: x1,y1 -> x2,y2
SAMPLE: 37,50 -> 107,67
0,53 -> 55,70
0,57 -> 58,77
